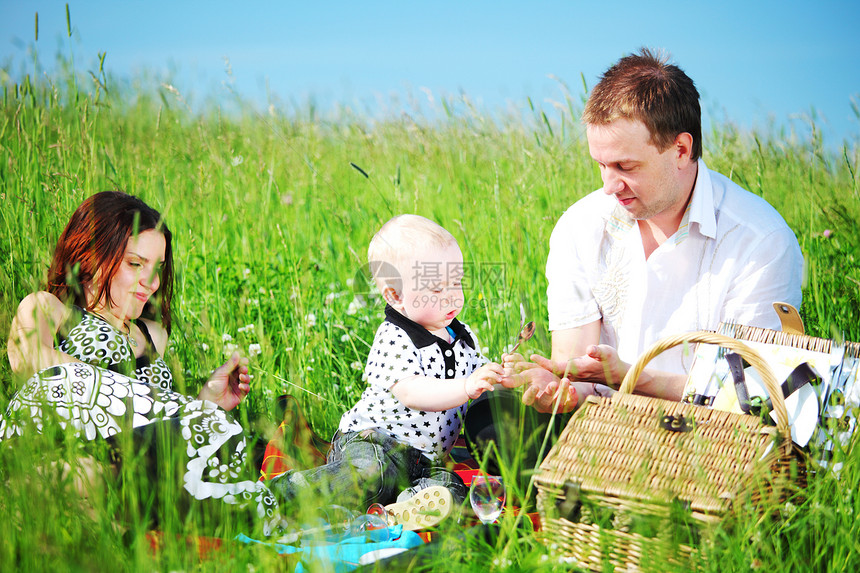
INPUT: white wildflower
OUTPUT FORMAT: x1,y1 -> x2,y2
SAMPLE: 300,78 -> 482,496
324,292 -> 336,305
305,313 -> 317,327
306,366 -> 314,372
222,333 -> 233,342
248,343 -> 262,357
351,361 -> 362,371
224,342 -> 238,354
346,299 -> 359,316
201,343 -> 210,351
232,155 -> 244,166
249,298 -> 259,306
243,267 -> 251,278
340,334 -> 350,342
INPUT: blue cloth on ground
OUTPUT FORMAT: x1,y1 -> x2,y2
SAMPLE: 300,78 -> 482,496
235,526 -> 424,572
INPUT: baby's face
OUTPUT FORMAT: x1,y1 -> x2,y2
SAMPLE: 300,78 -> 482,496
396,242 -> 465,337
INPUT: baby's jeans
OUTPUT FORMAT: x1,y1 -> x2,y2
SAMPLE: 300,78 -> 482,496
269,429 -> 466,512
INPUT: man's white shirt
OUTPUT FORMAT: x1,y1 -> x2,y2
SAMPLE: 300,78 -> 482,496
546,159 -> 803,375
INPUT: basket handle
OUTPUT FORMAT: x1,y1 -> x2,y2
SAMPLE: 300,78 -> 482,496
618,331 -> 790,436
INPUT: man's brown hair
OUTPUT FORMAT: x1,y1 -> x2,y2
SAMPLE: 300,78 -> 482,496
583,48 -> 702,160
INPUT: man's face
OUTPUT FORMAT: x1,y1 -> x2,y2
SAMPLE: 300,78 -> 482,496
586,118 -> 691,224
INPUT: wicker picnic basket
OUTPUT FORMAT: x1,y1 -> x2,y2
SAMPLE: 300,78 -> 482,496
535,332 -> 804,572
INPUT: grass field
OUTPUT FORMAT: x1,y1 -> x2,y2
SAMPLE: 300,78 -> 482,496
1,34 -> 860,572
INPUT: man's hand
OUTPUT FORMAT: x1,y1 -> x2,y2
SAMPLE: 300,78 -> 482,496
501,353 -> 575,413
198,352 -> 251,411
539,344 -> 629,387
522,374 -> 579,414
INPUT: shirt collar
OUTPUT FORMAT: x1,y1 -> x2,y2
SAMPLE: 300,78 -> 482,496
687,158 -> 717,239
384,304 -> 475,350
608,157 -> 716,243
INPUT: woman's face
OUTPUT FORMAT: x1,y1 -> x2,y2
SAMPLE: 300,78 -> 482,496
91,229 -> 166,323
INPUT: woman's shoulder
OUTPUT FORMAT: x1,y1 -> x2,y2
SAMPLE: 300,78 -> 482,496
15,291 -> 70,327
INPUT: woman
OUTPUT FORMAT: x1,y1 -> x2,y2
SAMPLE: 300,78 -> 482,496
1,191 -> 281,534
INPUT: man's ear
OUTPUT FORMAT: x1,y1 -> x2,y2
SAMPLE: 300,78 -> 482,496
674,132 -> 695,165
382,286 -> 402,307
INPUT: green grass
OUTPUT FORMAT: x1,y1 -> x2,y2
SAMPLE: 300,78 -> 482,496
1,37 -> 860,572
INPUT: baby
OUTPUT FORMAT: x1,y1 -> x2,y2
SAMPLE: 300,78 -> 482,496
273,215 -> 502,522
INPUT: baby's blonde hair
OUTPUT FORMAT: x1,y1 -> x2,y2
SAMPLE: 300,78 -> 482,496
368,214 -> 458,293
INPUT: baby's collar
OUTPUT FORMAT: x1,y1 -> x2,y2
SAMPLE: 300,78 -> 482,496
383,305 -> 475,349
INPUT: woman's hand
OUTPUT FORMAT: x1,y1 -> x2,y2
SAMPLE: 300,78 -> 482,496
198,352 -> 251,411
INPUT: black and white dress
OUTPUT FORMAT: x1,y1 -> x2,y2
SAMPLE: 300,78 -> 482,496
0,308 -> 281,534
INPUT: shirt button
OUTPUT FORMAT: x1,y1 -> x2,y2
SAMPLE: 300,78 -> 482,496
447,369 -> 454,376
445,349 -> 453,357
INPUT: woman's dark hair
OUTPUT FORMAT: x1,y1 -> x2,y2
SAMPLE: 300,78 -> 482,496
47,191 -> 174,334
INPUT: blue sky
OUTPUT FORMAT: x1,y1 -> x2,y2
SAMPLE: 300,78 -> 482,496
2,1 -> 859,146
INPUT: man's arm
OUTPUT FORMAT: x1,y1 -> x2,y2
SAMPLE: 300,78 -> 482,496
551,322 -> 601,365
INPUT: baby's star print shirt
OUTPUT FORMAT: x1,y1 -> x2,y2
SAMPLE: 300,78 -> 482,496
338,305 -> 488,462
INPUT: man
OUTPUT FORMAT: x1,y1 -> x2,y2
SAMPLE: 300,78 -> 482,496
512,48 -> 803,413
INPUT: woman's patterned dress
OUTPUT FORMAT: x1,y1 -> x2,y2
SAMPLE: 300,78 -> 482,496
0,308 -> 281,534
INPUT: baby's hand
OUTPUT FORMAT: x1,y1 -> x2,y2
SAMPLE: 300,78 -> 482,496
465,362 -> 503,399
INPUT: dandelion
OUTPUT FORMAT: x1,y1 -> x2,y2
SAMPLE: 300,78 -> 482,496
222,333 -> 233,342
248,343 -> 262,357
346,299 -> 359,316
305,313 -> 317,327
351,361 -> 362,370
232,155 -> 244,166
